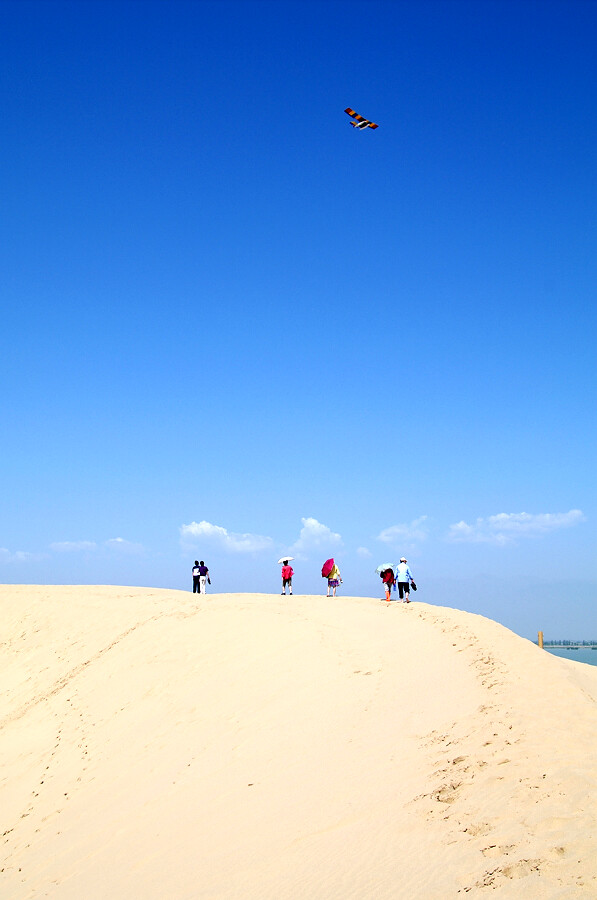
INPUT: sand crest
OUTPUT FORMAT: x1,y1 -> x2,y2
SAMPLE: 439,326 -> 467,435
1,586 -> 596,898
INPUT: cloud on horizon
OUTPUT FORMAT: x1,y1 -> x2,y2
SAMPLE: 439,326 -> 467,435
50,540 -> 98,552
0,547 -> 46,564
447,509 -> 586,545
50,538 -> 145,554
180,520 -> 274,554
377,516 -> 428,544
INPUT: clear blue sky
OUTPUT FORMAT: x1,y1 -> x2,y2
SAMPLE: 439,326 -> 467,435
1,0 -> 595,639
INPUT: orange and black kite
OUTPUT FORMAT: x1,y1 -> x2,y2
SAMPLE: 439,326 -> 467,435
344,107 -> 379,130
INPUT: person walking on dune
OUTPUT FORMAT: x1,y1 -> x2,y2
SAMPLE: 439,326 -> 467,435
281,560 -> 294,595
380,567 -> 395,602
198,560 -> 210,593
326,562 -> 342,597
192,560 -> 201,593
396,557 -> 414,602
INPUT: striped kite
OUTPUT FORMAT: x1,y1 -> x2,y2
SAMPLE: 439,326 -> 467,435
344,107 -> 379,130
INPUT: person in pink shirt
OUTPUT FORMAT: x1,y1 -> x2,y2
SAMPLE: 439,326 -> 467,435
281,560 -> 294,595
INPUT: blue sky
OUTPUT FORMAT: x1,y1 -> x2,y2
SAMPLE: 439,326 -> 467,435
1,0 -> 595,639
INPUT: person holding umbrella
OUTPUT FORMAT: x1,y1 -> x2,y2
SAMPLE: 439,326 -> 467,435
279,558 -> 294,595
376,563 -> 396,602
326,561 -> 342,597
322,558 -> 341,597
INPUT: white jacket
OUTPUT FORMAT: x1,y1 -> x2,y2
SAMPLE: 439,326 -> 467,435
395,562 -> 413,583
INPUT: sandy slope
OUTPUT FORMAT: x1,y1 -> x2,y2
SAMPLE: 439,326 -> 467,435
1,586 -> 596,899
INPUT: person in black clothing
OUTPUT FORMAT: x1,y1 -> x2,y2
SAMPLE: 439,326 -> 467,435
192,560 -> 201,593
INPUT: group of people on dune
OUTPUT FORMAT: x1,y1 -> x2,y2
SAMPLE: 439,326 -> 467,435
379,559 -> 416,603
279,559 -> 343,597
280,558 -> 416,602
191,557 -> 416,601
191,560 -> 210,594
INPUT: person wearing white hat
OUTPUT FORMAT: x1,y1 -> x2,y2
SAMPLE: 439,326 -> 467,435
395,557 -> 414,602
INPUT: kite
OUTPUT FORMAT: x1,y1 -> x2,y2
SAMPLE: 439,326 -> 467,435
344,107 -> 379,130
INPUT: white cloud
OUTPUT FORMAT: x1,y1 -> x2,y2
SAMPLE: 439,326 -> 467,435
50,540 -> 97,552
50,538 -> 144,555
180,520 -> 273,554
447,520 -> 483,542
105,537 -> 145,554
487,510 -> 585,534
291,517 -> 342,554
377,516 -> 428,544
447,509 -> 586,544
0,548 -> 47,563
357,546 -> 372,558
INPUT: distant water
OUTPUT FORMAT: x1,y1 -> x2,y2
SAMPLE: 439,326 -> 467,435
544,647 -> 597,667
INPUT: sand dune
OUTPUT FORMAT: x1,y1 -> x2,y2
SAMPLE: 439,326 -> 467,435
1,586 -> 596,898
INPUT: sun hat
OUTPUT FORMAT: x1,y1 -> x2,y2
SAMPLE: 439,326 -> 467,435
400,557 -> 407,562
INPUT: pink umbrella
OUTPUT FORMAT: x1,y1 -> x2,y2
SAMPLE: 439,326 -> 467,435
321,558 -> 335,578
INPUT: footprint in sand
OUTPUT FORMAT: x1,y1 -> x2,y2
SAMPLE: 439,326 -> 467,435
464,858 -> 543,891
435,781 -> 463,804
501,858 -> 542,879
463,822 -> 492,837
481,844 -> 515,858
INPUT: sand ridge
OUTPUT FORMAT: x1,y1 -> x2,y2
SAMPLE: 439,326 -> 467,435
1,586 -> 596,898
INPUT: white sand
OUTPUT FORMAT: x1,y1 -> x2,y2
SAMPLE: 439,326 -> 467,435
1,586 -> 596,898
